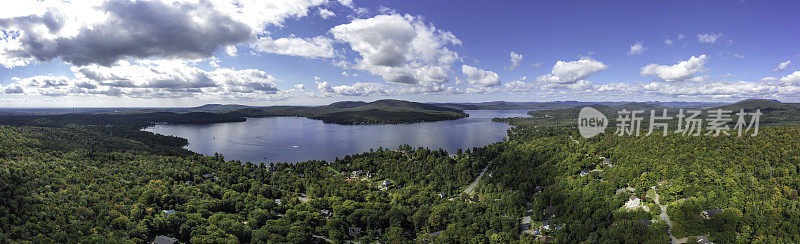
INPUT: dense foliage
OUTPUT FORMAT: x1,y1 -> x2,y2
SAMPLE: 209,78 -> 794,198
3,99 -> 800,243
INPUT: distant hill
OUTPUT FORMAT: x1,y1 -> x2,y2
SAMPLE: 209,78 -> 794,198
496,99 -> 800,126
713,99 -> 800,125
430,101 -> 585,110
228,99 -> 468,125
431,101 -> 724,111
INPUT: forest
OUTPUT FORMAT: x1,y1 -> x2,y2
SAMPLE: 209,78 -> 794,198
2,99 -> 800,243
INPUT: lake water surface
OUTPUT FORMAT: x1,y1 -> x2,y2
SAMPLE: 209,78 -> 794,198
144,110 -> 529,163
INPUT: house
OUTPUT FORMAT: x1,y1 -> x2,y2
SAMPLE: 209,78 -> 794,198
701,209 -> 723,219
320,209 -> 331,218
151,235 -> 177,244
274,199 -> 282,205
624,195 -> 646,210
203,173 -> 219,181
579,169 -> 591,176
437,193 -> 446,199
162,210 -> 176,217
351,170 -> 363,178
348,227 -> 362,237
379,179 -> 393,191
542,220 -> 551,230
696,235 -> 713,244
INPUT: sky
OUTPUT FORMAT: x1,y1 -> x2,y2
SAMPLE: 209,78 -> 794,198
1,0 -> 799,107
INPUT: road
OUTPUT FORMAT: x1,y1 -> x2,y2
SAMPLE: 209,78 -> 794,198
651,186 -> 686,244
462,161 -> 492,196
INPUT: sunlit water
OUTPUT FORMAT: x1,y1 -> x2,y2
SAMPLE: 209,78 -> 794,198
143,110 -> 530,164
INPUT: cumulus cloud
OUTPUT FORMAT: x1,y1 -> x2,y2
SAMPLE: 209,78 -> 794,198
315,81 -> 388,96
640,55 -> 708,82
780,71 -> 800,84
3,61 -> 282,98
0,0 -> 326,68
697,33 -> 723,43
330,14 -> 461,87
536,58 -> 608,84
775,60 -> 791,72
462,65 -> 500,87
629,42 -> 644,55
254,36 -> 335,58
733,53 -> 745,59
507,51 -> 523,70
503,76 -> 538,92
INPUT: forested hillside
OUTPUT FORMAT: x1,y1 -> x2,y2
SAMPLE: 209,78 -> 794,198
228,99 -> 468,125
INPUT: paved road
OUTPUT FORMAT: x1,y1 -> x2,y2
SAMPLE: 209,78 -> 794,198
462,161 -> 492,196
651,186 -> 686,244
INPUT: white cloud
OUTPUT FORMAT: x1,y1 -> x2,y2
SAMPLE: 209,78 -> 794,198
315,81 -> 389,96
226,46 -> 238,56
504,76 -> 538,92
629,42 -> 644,55
775,60 -> 791,72
733,53 -> 745,59
760,77 -> 778,82
318,8 -> 335,19
536,58 -> 608,84
0,0 -> 327,68
507,51 -> 523,70
780,71 -> 800,84
664,39 -> 674,45
640,55 -> 708,82
677,34 -> 686,40
337,0 -> 354,8
254,36 -> 335,58
4,61 -> 281,98
697,33 -> 723,44
330,14 -> 461,87
462,65 -> 500,87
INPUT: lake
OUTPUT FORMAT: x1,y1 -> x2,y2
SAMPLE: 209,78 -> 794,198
143,110 -> 530,164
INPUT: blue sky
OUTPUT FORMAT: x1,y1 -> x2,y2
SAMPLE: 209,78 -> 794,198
1,0 -> 799,107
